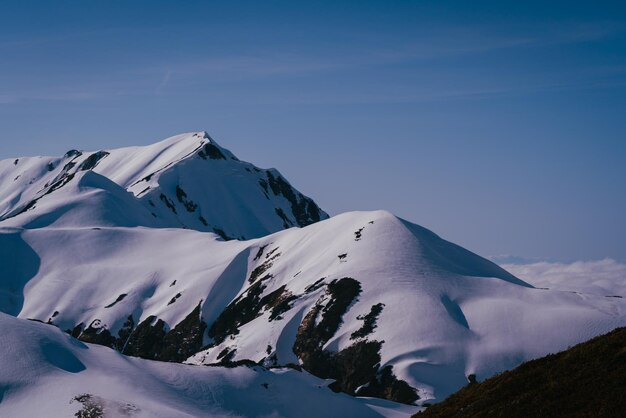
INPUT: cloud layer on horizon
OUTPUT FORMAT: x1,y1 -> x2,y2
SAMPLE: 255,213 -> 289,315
501,258 -> 626,297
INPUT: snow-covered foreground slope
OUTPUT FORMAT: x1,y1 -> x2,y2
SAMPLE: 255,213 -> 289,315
0,132 -> 327,239
2,210 -> 625,404
0,312 -> 417,418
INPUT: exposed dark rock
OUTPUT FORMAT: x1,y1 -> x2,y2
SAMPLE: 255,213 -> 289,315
253,244 -> 269,261
169,280 -> 176,287
354,227 -> 364,241
198,142 -> 227,160
351,303 -> 385,340
305,278 -> 326,293
198,215 -> 208,226
212,227 -> 232,241
104,293 -> 127,309
265,171 -> 323,227
167,293 -> 182,305
13,159 -> 19,165
338,253 -> 347,262
175,185 -> 198,212
159,193 -> 177,214
64,149 -> 82,158
275,207 -> 292,228
46,162 -> 55,171
217,347 -> 237,362
78,151 -> 110,171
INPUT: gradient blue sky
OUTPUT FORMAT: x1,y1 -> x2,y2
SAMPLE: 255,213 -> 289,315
1,1 -> 625,262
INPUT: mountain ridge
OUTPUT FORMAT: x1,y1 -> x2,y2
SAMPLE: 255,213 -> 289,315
1,132 -> 625,412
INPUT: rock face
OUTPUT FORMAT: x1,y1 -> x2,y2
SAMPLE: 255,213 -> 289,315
1,134 -> 626,408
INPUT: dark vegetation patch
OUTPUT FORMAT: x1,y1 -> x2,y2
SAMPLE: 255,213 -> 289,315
208,280 -> 300,348
78,319 -> 116,347
175,185 -> 198,212
74,306 -> 207,363
115,315 -> 135,351
104,293 -> 127,309
293,278 -> 417,404
249,248 -> 281,283
293,278 -> 362,368
71,394 -> 103,418
78,151 -> 110,171
415,326 -> 626,418
198,142 -> 226,160
71,394 -> 138,418
167,293 -> 182,305
266,171 -> 323,227
354,227 -> 364,241
68,323 -> 84,338
359,365 -> 420,404
351,303 -> 385,340
264,285 -> 299,321
159,193 -> 177,214
158,304 -> 207,362
207,281 -> 267,345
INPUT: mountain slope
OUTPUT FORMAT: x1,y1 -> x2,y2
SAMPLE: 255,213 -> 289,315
0,132 -> 327,239
0,312 -> 416,418
414,326 -> 626,418
2,210 -> 624,405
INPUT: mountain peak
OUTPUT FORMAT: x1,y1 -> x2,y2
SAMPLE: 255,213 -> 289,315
0,132 -> 328,238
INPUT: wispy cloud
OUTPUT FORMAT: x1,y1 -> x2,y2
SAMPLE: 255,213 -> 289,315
499,258 -> 626,297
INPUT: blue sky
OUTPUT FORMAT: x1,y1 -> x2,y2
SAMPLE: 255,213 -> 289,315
1,1 -> 625,262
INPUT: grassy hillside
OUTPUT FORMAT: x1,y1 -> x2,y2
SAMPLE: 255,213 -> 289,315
415,326 -> 626,418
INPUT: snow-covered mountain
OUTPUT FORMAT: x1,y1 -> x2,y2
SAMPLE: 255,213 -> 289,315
0,312 -> 416,417
0,132 -> 326,239
1,132 -> 625,415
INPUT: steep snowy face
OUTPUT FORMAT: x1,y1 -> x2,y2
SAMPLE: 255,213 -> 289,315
0,132 -> 327,238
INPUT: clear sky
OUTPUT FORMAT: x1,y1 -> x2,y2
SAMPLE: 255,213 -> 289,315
1,1 -> 625,262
